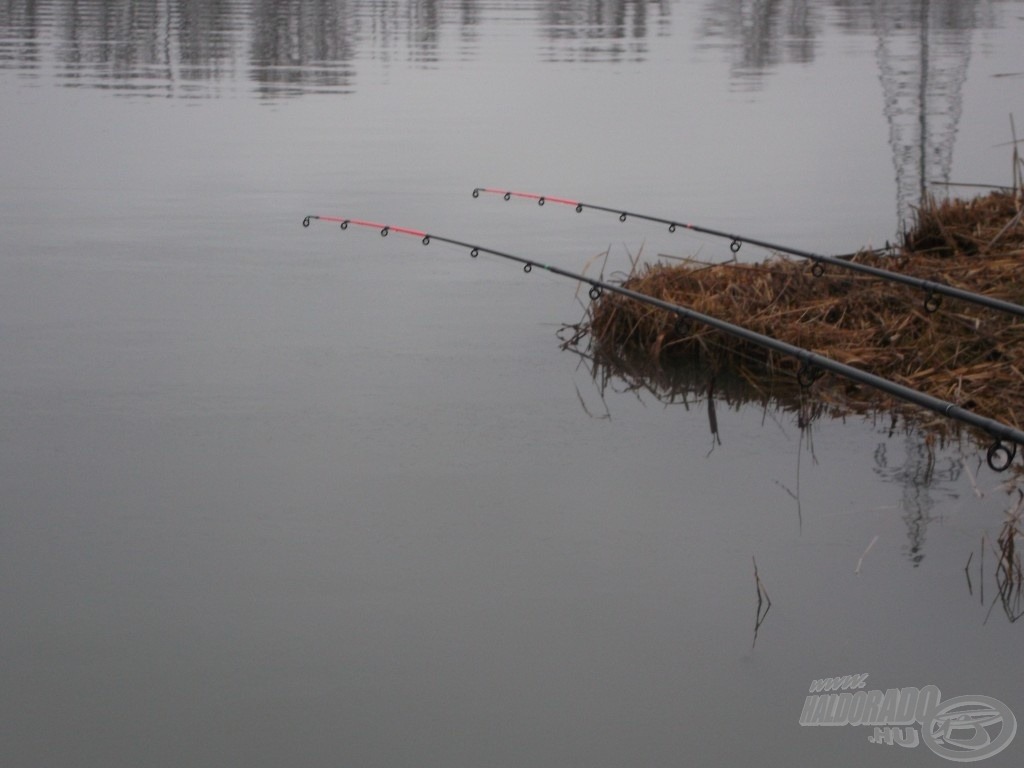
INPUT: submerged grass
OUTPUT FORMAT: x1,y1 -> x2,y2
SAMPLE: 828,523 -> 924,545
994,498 -> 1024,621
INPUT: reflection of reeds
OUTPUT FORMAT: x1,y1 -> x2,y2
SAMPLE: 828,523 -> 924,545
967,492 -> 1024,623
560,321 -> 838,423
752,556 -> 771,649
993,492 -> 1024,622
568,188 -> 1024,444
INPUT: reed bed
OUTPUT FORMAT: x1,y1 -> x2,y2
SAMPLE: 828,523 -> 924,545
576,189 -> 1024,438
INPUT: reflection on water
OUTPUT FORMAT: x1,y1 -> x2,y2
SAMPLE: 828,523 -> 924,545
564,331 -> 1022,569
0,0 -> 673,96
873,436 -> 963,567
873,0 -> 977,228
1,0 -> 1010,222
701,0 -> 992,224
539,0 -> 671,62
1,0 -> 248,95
0,1 -> 1003,90
964,492 -> 1024,623
697,0 -> 823,76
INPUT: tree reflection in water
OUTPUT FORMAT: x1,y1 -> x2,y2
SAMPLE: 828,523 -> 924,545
558,321 -> 1018,571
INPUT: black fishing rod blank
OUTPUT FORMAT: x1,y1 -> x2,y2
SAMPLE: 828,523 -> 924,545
303,213 -> 1024,471
471,187 -> 1024,319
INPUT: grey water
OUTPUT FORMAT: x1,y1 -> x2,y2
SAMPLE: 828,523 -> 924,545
2,1 -> 1023,765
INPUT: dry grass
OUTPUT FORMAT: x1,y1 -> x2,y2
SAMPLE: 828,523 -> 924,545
570,187 -> 1024,441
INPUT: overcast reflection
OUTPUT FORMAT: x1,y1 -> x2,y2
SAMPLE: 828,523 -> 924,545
0,1 -> 1004,91
2,0 -> 1008,219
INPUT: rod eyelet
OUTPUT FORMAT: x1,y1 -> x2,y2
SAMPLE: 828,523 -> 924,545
538,197 -> 545,206
380,227 -> 389,237
472,188 -> 480,198
470,248 -> 479,258
987,440 -> 1016,472
524,263 -> 532,273
340,220 -> 349,230
589,286 -> 602,301
812,262 -> 825,278
422,236 -> 431,245
668,223 -> 676,233
797,361 -> 823,389
302,216 -> 311,227
924,290 -> 942,314
619,212 -> 627,222
730,240 -> 741,254
575,204 -> 583,213
503,192 -> 511,201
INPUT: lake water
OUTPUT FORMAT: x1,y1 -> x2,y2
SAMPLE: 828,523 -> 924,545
2,1 -> 1024,765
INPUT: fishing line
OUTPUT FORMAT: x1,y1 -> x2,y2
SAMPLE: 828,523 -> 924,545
471,187 -> 1024,319
303,213 -> 1023,471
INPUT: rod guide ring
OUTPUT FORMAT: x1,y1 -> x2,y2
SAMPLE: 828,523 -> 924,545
797,361 -> 824,389
987,440 -> 1017,472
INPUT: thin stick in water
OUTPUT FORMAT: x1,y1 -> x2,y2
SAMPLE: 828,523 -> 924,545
855,535 -> 880,575
752,556 -> 772,649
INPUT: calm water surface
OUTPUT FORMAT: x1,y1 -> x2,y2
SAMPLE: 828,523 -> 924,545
2,2 -> 1024,766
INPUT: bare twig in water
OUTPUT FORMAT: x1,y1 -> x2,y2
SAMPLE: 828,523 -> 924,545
981,532 -> 986,606
706,376 -> 721,456
979,491 -> 1024,623
965,550 -> 974,596
992,491 -> 1024,621
773,479 -> 799,501
965,459 -> 985,499
752,556 -> 772,649
573,382 -> 610,421
855,535 -> 880,575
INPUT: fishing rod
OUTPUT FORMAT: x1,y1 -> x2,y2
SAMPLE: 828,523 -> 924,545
302,213 -> 1024,471
471,187 -> 1024,319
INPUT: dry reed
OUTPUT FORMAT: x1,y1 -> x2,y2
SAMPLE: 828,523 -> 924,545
574,188 -> 1024,442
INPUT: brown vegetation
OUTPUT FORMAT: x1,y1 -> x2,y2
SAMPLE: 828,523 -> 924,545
571,188 -> 1024,438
